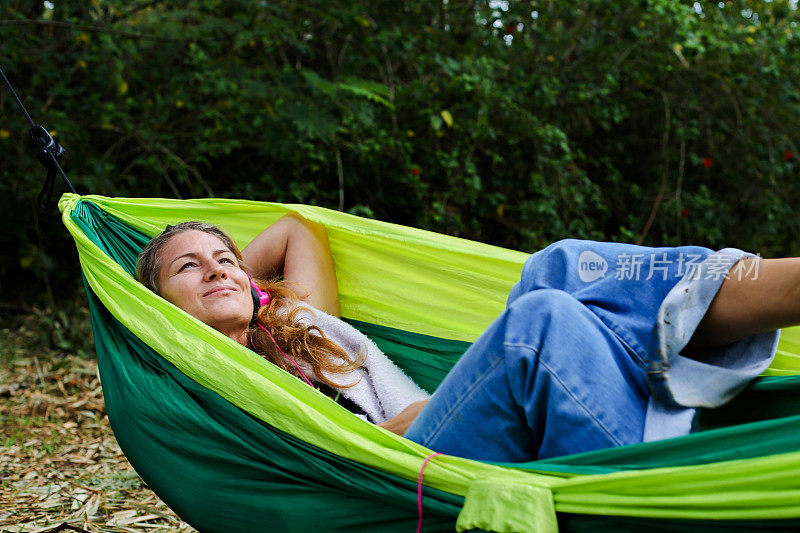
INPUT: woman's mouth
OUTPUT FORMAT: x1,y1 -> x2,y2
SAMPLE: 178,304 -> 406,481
203,285 -> 237,297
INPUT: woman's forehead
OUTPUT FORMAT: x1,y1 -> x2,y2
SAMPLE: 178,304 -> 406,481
160,230 -> 231,259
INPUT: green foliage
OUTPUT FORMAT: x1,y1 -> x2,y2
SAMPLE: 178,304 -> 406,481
3,0 -> 800,308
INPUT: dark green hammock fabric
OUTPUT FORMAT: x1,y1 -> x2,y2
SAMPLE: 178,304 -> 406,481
61,194 -> 800,532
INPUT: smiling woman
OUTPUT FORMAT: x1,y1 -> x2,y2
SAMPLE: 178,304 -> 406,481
134,217 -> 430,430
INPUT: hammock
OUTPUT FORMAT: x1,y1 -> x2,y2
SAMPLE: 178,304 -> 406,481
59,193 -> 800,533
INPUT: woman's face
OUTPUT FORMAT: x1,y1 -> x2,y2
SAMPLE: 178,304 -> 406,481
157,230 -> 253,338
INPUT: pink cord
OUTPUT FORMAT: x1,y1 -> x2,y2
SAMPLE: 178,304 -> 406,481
257,322 -> 315,388
417,452 -> 442,533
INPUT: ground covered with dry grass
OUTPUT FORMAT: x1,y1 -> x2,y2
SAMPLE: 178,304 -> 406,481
1,306 -> 196,533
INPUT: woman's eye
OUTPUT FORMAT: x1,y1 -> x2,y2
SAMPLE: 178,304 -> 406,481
178,262 -> 196,272
219,257 -> 234,264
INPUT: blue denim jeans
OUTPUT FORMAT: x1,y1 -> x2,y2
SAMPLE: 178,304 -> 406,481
404,239 -> 775,462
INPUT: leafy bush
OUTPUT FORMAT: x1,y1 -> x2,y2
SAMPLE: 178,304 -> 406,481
3,0 -> 800,309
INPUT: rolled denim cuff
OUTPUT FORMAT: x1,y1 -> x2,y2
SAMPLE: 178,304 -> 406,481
642,401 -> 697,442
649,248 -> 779,409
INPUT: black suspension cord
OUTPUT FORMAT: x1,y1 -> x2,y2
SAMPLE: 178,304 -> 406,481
0,65 -> 77,210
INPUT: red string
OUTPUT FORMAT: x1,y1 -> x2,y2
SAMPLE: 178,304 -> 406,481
417,452 -> 442,533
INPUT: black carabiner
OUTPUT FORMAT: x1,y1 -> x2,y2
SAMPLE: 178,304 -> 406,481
1,66 -> 77,210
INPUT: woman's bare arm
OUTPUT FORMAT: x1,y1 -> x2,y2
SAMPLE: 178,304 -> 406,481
242,212 -> 340,316
688,257 -> 800,349
377,400 -> 429,436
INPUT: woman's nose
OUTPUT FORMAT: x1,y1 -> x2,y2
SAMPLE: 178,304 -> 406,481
206,263 -> 227,280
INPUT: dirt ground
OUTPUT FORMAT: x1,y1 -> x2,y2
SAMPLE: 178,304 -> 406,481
1,310 -> 196,533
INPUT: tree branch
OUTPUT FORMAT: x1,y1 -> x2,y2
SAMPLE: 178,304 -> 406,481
335,145 -> 344,211
0,19 -> 183,42
637,92 -> 671,245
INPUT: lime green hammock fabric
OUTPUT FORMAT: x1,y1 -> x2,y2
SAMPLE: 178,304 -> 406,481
60,193 -> 800,533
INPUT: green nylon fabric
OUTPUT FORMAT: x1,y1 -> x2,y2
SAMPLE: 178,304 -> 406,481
84,283 -> 464,532
60,194 -> 800,532
75,204 -> 465,532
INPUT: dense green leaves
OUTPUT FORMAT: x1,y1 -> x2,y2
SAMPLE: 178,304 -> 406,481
3,0 -> 800,305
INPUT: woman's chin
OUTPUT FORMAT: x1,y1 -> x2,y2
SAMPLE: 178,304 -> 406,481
199,306 -> 251,332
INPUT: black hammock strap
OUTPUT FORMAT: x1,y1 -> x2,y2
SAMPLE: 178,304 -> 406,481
0,65 -> 76,210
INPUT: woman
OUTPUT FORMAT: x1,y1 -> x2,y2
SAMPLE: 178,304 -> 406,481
134,215 -> 431,431
135,213 -> 788,462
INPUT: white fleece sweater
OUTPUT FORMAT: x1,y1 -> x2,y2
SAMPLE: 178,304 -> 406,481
290,304 -> 431,424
